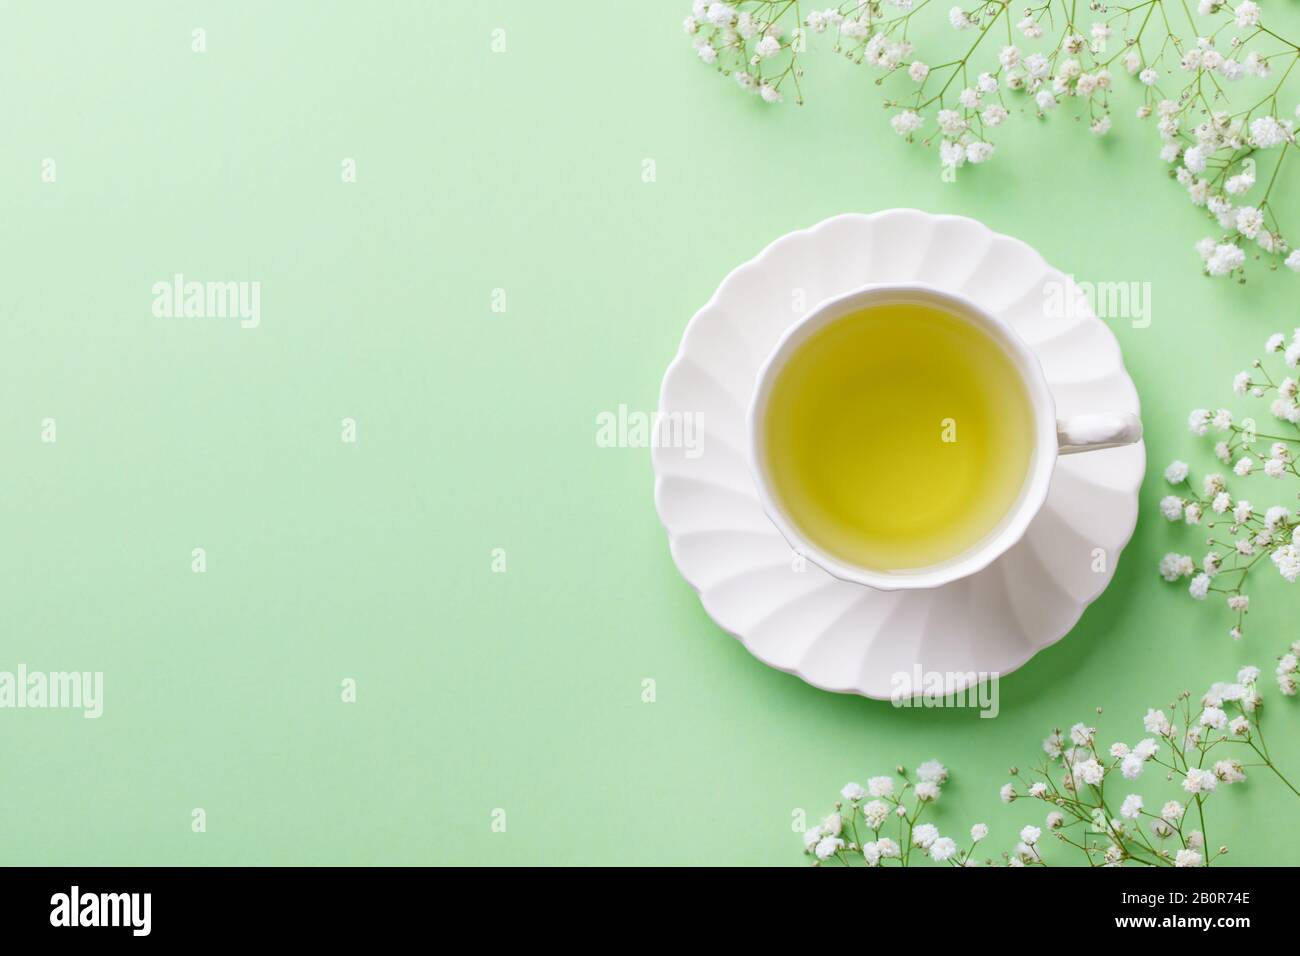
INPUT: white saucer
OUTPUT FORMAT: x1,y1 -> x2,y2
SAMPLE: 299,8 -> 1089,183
652,210 -> 1145,699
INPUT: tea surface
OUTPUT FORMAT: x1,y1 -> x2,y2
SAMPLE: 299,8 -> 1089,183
763,302 -> 1037,571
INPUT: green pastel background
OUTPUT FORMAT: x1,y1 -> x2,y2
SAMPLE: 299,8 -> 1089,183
3,0 -> 1298,865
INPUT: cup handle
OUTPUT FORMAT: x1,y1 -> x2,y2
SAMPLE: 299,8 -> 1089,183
1057,413 -> 1143,455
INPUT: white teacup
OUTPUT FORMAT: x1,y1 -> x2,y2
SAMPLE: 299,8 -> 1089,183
747,283 -> 1142,591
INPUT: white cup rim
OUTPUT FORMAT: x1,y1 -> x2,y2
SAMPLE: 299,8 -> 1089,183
746,282 -> 1059,591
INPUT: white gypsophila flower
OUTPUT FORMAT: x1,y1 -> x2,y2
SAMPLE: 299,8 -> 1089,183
1250,115 -> 1291,148
1018,16 -> 1043,38
755,34 -> 781,59
1287,250 -> 1300,272
915,781 -> 941,801
917,760 -> 948,784
1047,811 -> 1064,828
1272,544 -> 1300,581
1226,169 -> 1255,194
1215,440 -> 1232,461
1215,759 -> 1247,783
841,781 -> 865,802
965,141 -> 995,164
958,87 -> 980,108
697,43 -> 718,64
1144,709 -> 1171,735
1024,52 -> 1049,78
1160,495 -> 1184,520
1236,206 -> 1265,238
867,775 -> 894,798
912,822 -> 939,848
1092,116 -> 1112,135
1265,457 -> 1286,477
1206,243 -> 1246,276
1272,333 -> 1292,351
1159,553 -> 1194,582
759,84 -> 782,103
908,60 -> 930,82
982,104 -> 1009,127
1212,492 -> 1232,514
1029,781 -> 1047,797
1139,67 -> 1159,85
706,2 -> 736,27
1236,0 -> 1261,27
1189,573 -> 1210,599
977,72 -> 997,93
891,110 -> 923,136
803,825 -> 823,850
936,108 -> 966,135
948,6 -> 973,30
877,836 -> 901,858
930,836 -> 958,861
971,823 -> 989,842
1121,753 -> 1144,779
1175,848 -> 1203,867
1043,730 -> 1064,758
1000,782 -> 1016,803
839,16 -> 869,40
1212,408 -> 1234,431
1120,794 -> 1144,819
1234,457 -> 1254,476
822,812 -> 842,836
1073,758 -> 1105,786
1200,705 -> 1227,729
1069,722 -> 1095,746
1135,738 -> 1159,760
939,140 -> 966,168
1164,460 -> 1189,484
734,71 -> 756,91
862,840 -> 882,866
1183,767 -> 1218,794
814,835 -> 844,860
863,799 -> 889,829
1020,825 -> 1041,845
1189,408 -> 1211,434
1162,800 -> 1185,822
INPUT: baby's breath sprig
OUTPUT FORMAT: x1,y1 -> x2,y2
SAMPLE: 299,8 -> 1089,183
1158,330 -> 1300,638
685,0 -> 1300,279
805,657 -> 1300,865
